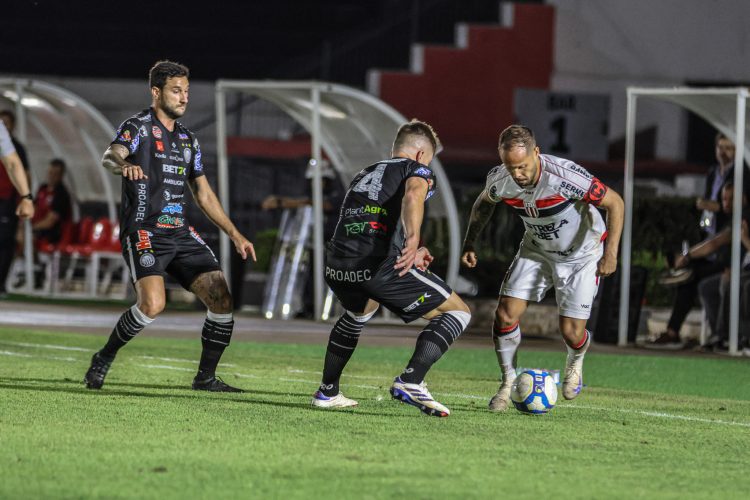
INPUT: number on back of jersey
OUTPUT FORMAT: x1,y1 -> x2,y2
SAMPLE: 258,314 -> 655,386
352,164 -> 386,201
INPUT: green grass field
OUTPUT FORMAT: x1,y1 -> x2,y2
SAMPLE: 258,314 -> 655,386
1,327 -> 749,499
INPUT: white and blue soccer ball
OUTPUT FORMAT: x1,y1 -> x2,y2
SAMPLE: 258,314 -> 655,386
511,369 -> 557,414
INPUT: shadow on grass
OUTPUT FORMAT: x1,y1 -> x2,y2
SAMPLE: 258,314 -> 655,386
0,378 -> 414,418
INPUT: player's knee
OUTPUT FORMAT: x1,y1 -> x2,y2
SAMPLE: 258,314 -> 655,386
495,305 -> 517,327
213,290 -> 233,314
138,296 -> 165,318
559,321 -> 584,340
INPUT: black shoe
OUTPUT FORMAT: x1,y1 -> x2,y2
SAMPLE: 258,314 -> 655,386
192,375 -> 244,393
83,352 -> 112,389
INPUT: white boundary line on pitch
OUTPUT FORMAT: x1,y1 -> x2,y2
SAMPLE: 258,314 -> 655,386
2,342 -> 750,428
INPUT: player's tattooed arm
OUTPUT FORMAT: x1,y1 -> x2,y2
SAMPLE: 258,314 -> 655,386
189,176 -> 256,261
461,190 -> 496,268
102,144 -> 147,180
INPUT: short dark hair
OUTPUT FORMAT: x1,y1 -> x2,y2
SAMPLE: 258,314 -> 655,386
499,124 -> 536,153
393,119 -> 440,155
0,109 -> 15,128
715,132 -> 732,146
149,60 -> 189,90
50,158 -> 66,173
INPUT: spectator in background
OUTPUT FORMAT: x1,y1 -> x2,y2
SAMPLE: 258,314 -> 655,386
697,187 -> 750,352
695,133 -> 749,236
0,111 -> 31,297
648,181 -> 743,349
29,159 -> 72,246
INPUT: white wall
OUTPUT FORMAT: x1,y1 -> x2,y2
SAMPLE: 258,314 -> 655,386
549,0 -> 750,160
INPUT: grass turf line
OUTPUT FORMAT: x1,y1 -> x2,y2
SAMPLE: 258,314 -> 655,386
0,328 -> 749,499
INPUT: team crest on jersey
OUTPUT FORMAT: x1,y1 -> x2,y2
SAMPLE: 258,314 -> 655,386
524,200 -> 539,218
183,148 -> 191,164
151,126 -> 162,139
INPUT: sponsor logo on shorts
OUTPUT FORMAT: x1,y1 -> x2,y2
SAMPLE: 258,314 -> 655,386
189,226 -> 206,245
403,292 -> 431,312
135,230 -> 152,250
344,221 -> 387,236
162,203 -> 183,214
139,253 -> 156,268
325,266 -> 371,283
151,126 -> 162,139
135,183 -> 147,222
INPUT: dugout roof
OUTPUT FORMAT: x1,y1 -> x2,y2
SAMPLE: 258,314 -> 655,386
0,79 -> 118,219
620,87 -> 748,355
215,80 -> 461,319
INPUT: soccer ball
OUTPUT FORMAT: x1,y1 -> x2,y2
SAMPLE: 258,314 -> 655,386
511,369 -> 558,414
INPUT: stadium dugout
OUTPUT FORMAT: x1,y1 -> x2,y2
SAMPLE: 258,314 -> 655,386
620,87 -> 748,356
0,79 -> 121,297
215,80 -> 461,320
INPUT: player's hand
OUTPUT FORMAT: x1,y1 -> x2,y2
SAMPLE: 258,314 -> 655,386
414,246 -> 434,271
461,250 -> 478,268
260,195 -> 278,211
15,198 -> 34,219
673,254 -> 689,269
395,237 -> 419,277
596,253 -> 618,277
232,234 -> 257,261
121,164 -> 147,180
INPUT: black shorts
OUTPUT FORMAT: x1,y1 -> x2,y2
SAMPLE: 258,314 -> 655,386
325,254 -> 453,323
122,226 -> 221,290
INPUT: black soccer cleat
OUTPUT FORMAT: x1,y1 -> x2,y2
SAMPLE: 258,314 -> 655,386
83,352 -> 112,390
192,375 -> 244,393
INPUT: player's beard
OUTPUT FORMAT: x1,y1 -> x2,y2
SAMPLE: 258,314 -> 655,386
161,99 -> 186,120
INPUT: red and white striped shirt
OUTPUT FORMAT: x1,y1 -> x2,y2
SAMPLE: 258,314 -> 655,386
485,154 -> 608,261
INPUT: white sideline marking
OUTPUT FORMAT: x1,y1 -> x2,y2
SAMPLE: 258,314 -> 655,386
0,350 -> 77,362
3,340 -> 749,429
567,403 -> 750,428
0,340 -> 91,352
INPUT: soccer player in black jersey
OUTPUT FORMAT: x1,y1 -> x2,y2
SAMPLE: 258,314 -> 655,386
311,120 -> 471,417
83,61 -> 256,392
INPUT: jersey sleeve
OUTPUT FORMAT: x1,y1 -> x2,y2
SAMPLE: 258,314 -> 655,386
406,164 -> 436,200
111,119 -> 141,155
485,166 -> 503,202
581,177 -> 608,206
188,136 -> 205,180
0,122 -> 16,157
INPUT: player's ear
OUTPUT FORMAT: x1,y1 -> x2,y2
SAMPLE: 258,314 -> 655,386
150,86 -> 160,101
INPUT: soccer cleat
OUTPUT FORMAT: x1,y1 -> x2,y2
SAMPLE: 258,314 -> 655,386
488,371 -> 517,412
390,377 -> 450,417
562,355 -> 584,400
192,375 -> 244,393
83,352 -> 112,390
310,391 -> 358,409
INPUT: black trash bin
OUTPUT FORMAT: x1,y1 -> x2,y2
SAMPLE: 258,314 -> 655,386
588,265 -> 647,344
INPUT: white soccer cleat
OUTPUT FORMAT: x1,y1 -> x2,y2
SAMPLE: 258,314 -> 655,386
488,371 -> 516,412
311,391 -> 358,409
562,355 -> 584,400
390,377 -> 450,417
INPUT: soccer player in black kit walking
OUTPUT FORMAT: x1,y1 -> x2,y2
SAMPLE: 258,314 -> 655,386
84,61 -> 256,392
312,120 -> 471,417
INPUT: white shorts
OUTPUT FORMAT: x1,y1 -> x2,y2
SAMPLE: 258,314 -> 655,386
500,243 -> 602,320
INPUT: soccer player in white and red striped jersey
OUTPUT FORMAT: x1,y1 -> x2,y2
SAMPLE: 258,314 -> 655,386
461,125 -> 624,411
